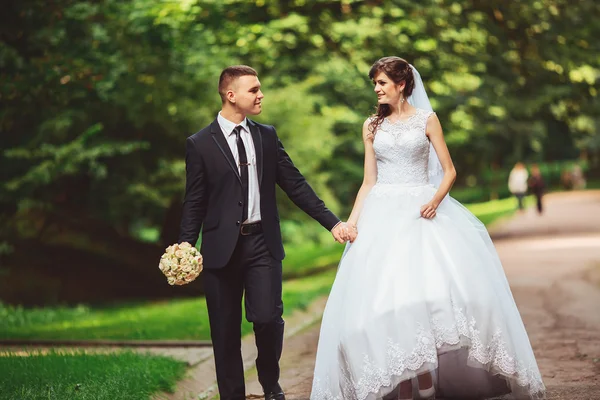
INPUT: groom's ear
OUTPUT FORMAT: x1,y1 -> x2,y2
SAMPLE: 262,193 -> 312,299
226,89 -> 236,104
225,79 -> 241,104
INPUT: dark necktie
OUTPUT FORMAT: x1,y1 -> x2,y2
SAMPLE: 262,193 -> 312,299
233,125 -> 249,222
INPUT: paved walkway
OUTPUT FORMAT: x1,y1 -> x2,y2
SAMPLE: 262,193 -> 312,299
152,296 -> 329,400
3,191 -> 599,399
242,191 -> 600,399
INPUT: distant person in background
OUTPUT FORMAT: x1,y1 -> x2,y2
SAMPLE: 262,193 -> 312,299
571,164 -> 587,190
508,162 -> 529,211
528,164 -> 545,215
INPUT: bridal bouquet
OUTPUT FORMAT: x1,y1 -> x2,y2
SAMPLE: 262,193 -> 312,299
158,242 -> 203,285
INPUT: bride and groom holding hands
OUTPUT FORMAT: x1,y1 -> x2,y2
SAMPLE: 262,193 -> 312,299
177,59 -> 546,400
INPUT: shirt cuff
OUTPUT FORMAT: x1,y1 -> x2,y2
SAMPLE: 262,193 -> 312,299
331,221 -> 343,231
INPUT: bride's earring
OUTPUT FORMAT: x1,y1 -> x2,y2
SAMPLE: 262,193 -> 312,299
400,94 -> 405,105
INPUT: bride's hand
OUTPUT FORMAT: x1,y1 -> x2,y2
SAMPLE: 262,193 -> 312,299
347,222 -> 358,243
420,201 -> 438,219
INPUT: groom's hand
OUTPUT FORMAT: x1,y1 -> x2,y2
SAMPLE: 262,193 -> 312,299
331,222 -> 349,243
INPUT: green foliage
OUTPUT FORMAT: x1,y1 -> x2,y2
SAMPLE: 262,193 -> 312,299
454,159 -> 590,203
4,124 -> 149,198
256,78 -> 349,223
0,189 -> 520,339
0,269 -> 337,340
0,350 -> 186,400
282,242 -> 344,277
1,0 -> 598,303
465,195 -> 534,226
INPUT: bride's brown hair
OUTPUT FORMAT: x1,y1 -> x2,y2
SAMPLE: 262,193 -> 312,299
368,57 -> 415,136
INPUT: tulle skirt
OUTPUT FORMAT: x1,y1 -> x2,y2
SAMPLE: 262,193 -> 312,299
311,183 -> 545,400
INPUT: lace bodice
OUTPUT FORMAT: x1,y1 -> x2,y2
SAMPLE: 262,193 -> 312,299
372,108 -> 434,185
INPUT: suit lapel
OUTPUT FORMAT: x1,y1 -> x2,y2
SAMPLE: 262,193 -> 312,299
210,120 -> 242,185
248,119 -> 264,187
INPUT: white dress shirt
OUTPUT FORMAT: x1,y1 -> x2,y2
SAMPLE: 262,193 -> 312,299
217,112 -> 261,223
508,168 -> 529,194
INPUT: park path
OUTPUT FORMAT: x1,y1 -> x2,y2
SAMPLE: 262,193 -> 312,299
3,191 -> 598,399
243,191 -> 600,399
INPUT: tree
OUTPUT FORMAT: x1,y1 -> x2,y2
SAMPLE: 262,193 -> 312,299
1,0 -> 598,303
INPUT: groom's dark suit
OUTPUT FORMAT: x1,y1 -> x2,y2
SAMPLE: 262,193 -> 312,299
179,117 -> 339,399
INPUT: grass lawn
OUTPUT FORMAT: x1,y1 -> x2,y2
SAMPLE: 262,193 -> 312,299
0,270 -> 337,341
464,195 -> 533,226
281,195 -> 529,276
0,350 -> 186,400
0,195 -> 527,341
283,242 -> 344,278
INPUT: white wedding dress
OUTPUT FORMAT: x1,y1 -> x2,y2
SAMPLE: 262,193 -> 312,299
311,109 -> 545,400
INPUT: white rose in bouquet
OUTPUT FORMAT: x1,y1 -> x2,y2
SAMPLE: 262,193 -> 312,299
159,242 -> 203,285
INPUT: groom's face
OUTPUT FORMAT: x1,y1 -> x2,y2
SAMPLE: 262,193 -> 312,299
231,75 -> 264,115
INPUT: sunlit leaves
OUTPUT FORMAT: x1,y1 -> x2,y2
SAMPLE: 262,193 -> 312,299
569,65 -> 600,85
1,0 -> 598,248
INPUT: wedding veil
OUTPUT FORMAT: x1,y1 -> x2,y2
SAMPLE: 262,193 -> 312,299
407,65 -> 444,188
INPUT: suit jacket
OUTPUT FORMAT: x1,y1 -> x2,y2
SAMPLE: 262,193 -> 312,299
179,118 -> 340,269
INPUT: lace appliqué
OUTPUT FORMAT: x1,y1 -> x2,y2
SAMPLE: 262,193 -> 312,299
311,304 -> 545,400
373,109 -> 434,186
438,303 -> 545,395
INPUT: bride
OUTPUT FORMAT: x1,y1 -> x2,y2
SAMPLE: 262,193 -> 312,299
310,57 -> 546,400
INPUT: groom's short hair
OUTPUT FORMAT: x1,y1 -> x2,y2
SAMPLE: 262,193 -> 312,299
218,65 -> 258,102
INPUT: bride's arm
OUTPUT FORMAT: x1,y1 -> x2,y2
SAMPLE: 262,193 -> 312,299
421,113 -> 457,218
347,119 -> 378,228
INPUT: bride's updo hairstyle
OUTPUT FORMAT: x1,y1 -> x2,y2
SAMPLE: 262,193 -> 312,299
368,57 -> 415,135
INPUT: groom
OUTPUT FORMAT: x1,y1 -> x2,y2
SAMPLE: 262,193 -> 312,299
179,65 -> 348,400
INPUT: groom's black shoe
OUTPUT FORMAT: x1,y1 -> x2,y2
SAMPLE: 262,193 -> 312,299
264,392 -> 285,400
264,382 -> 285,400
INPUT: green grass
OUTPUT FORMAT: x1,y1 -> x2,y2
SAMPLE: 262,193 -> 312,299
586,179 -> 600,189
0,195 -> 529,341
0,270 -> 337,341
282,242 -> 344,278
464,195 -> 534,227
0,298 -> 213,340
279,269 -> 337,312
0,350 -> 186,400
243,269 -> 336,336
280,195 -> 528,277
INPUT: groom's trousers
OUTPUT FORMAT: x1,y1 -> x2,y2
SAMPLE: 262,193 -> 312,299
203,230 -> 285,400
